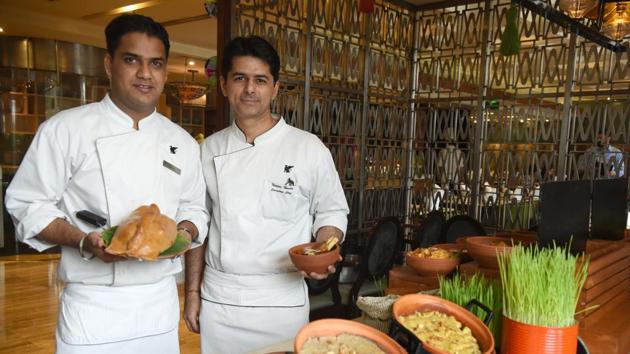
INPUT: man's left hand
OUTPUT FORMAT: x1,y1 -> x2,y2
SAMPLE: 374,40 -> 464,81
299,255 -> 343,280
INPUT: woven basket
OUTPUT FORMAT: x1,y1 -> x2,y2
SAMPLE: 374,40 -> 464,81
356,295 -> 400,333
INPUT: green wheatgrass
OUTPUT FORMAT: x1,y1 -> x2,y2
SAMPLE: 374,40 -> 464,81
497,244 -> 589,328
439,273 -> 503,341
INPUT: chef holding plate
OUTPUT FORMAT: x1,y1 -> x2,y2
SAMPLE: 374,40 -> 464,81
4,14 -> 208,354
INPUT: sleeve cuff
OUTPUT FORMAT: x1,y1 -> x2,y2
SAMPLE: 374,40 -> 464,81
176,213 -> 209,247
313,212 -> 348,242
16,210 -> 69,252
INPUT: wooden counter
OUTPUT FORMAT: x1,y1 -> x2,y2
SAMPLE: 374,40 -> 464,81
390,237 -> 630,353
578,238 -> 630,354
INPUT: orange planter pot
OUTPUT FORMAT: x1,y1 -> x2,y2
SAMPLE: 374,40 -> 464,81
501,316 -> 578,354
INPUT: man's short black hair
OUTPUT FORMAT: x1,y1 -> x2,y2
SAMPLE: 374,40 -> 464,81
221,36 -> 280,82
105,14 -> 170,58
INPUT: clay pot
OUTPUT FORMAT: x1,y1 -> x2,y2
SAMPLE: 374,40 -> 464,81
294,319 -> 406,354
288,241 -> 340,274
392,294 -> 495,354
405,244 -> 460,276
465,236 -> 533,269
501,316 -> 578,354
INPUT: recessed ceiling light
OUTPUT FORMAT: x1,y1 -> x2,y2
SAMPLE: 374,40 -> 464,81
188,60 -> 195,66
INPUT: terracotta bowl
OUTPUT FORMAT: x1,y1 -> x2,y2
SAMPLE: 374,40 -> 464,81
504,231 -> 538,243
441,241 -> 472,263
454,238 -> 474,262
289,241 -> 340,274
465,236 -> 533,269
405,245 -> 461,276
294,319 -> 406,354
392,294 -> 495,354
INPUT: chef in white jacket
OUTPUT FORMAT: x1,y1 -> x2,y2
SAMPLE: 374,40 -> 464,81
4,14 -> 208,354
183,36 -> 349,354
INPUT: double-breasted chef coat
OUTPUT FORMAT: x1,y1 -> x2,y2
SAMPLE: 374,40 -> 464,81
5,94 -> 209,352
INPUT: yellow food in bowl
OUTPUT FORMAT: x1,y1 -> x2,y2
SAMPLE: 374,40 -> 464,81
301,333 -> 385,354
398,310 -> 481,354
407,247 -> 456,259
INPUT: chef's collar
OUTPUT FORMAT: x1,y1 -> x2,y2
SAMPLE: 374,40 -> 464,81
230,114 -> 287,146
102,93 -> 157,130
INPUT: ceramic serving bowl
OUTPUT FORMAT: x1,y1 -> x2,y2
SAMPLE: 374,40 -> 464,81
465,235 -> 533,269
405,244 -> 461,276
289,241 -> 340,274
392,294 -> 495,354
294,319 -> 406,354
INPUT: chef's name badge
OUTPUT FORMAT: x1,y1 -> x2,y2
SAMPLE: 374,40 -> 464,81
163,160 -> 181,175
271,179 -> 295,195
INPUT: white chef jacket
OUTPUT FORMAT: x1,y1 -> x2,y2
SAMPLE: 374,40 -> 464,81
200,116 -> 349,307
5,94 -> 209,345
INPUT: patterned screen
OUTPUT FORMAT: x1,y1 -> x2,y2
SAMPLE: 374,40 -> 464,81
412,0 -> 630,231
235,0 -> 412,233
234,0 -> 630,234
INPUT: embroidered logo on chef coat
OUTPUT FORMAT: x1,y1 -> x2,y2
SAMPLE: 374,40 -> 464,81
270,176 -> 296,195
284,165 -> 294,173
170,146 -> 178,154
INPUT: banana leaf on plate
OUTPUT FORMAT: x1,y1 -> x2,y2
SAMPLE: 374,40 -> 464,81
101,226 -> 191,259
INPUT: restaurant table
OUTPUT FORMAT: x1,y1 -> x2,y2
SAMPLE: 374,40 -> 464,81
385,265 -> 439,296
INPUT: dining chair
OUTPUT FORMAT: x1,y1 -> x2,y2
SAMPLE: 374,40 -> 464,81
307,246 -> 347,321
443,214 -> 486,244
344,216 -> 403,318
412,210 -> 446,249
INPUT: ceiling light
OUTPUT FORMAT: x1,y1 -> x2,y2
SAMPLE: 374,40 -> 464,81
166,69 -> 207,102
121,4 -> 141,12
557,0 -> 630,41
0,27 -> 4,33
82,1 -> 162,20
601,2 -> 630,41
558,0 -> 599,18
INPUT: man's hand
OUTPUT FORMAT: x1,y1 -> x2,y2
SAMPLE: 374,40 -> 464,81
183,291 -> 201,333
83,231 -> 126,263
303,226 -> 345,279
299,255 -> 343,280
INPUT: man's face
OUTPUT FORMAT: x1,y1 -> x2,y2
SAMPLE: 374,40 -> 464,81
104,32 -> 167,119
220,55 -> 279,122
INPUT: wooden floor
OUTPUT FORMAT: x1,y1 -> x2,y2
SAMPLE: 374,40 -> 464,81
1,254 -> 628,354
0,254 -> 200,354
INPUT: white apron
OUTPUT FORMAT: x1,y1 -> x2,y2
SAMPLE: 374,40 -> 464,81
56,327 -> 179,354
56,130 -> 180,348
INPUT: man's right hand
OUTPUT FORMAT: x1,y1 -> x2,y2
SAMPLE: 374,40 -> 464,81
84,231 -> 126,263
183,291 -> 201,333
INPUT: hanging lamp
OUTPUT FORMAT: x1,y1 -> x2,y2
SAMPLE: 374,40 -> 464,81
558,0 -> 600,18
601,2 -> 630,41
